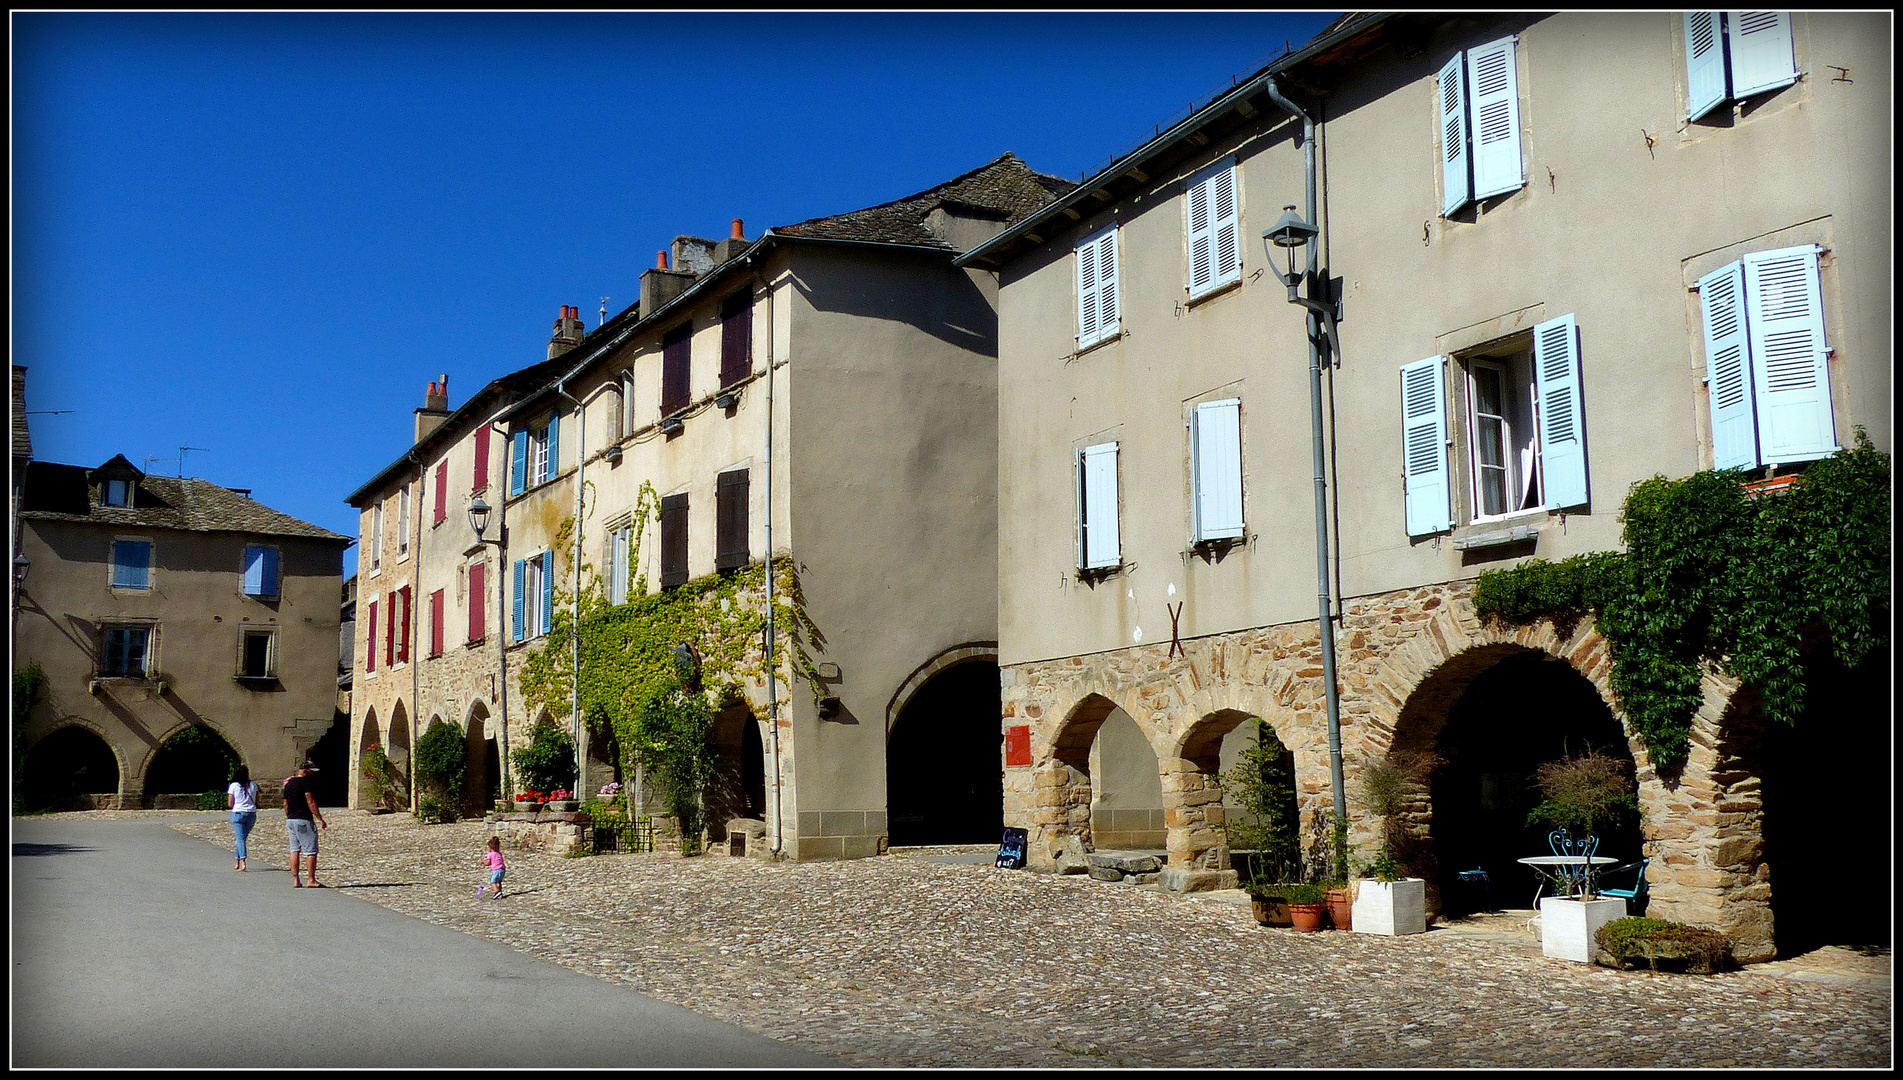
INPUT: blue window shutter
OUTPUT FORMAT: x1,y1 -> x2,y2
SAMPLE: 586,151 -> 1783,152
544,411 -> 560,482
1727,11 -> 1796,99
243,546 -> 264,595
1438,52 -> 1472,216
1192,399 -> 1245,541
1079,442 -> 1120,569
1743,245 -> 1836,463
512,558 -> 526,643
1684,12 -> 1731,121
112,541 -> 152,588
1467,35 -> 1523,200
1532,314 -> 1590,509
1699,260 -> 1760,470
262,548 -> 279,596
1401,357 -> 1452,536
510,430 -> 528,496
540,550 -> 555,634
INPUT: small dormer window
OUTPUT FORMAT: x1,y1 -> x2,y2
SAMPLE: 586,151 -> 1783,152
104,480 -> 133,507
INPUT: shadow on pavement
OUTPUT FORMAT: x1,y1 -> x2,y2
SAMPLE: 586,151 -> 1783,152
11,843 -> 100,857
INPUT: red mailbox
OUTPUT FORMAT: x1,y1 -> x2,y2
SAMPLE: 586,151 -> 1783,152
1004,724 -> 1032,767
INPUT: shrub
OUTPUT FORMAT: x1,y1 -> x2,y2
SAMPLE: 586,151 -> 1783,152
198,789 -> 226,811
1355,748 -> 1443,872
1595,917 -> 1734,974
414,720 -> 466,802
416,794 -> 456,824
1222,718 -> 1303,885
511,720 -> 577,794
1526,749 -> 1637,838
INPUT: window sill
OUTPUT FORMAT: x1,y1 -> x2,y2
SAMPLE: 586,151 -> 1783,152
465,636 -> 487,648
1075,563 -> 1126,586
91,676 -> 167,694
233,674 -> 281,688
1069,329 -> 1126,362
1185,278 -> 1243,309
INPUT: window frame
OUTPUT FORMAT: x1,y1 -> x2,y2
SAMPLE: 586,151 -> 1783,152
1074,225 -> 1121,350
103,479 -> 133,507
1189,399 -> 1245,543
110,537 -> 154,590
238,626 -> 277,680
1460,353 -> 1542,523
396,484 -> 410,556
1184,158 -> 1242,299
1076,441 -> 1122,572
100,623 -> 154,679
241,544 -> 281,599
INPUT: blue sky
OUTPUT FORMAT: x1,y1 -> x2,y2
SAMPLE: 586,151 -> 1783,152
14,11 -> 1338,577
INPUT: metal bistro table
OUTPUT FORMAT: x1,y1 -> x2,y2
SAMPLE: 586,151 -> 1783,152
1518,854 -> 1619,907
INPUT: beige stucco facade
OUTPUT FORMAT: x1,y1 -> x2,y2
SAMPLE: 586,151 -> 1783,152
976,12 -> 1889,959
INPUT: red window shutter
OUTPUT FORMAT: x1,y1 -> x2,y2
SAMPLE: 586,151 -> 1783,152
433,463 -> 448,524
384,591 -> 396,667
429,589 -> 444,657
399,587 -> 412,662
720,292 -> 751,388
473,424 -> 491,492
661,324 -> 692,417
366,599 -> 377,673
468,562 -> 485,643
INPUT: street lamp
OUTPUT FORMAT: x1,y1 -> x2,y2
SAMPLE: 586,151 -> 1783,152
468,494 -> 511,804
1262,205 -> 1319,290
13,553 -> 28,586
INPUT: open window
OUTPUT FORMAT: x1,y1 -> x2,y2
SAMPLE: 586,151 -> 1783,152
1438,35 -> 1525,217
1685,12 -> 1796,122
1077,442 -> 1121,571
1697,244 -> 1836,470
239,627 -> 277,680
100,624 -> 153,678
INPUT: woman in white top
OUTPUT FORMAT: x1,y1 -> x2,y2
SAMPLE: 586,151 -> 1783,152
226,765 -> 260,871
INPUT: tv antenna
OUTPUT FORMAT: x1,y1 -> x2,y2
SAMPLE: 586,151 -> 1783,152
176,446 -> 211,477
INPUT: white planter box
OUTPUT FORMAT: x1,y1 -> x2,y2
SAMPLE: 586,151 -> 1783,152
1351,878 -> 1427,936
1540,896 -> 1625,962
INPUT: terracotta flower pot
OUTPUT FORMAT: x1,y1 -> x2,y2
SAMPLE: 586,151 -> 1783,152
514,801 -> 541,812
1325,888 -> 1353,931
1251,895 -> 1293,927
1289,902 -> 1326,932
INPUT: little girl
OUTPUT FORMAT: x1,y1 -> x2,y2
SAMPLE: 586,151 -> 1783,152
479,836 -> 506,899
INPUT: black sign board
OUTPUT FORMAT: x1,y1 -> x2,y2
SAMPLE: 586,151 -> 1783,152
996,826 -> 1027,869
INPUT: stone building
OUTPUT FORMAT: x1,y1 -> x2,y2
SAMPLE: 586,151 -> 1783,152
14,452 -> 351,808
958,11 -> 1889,960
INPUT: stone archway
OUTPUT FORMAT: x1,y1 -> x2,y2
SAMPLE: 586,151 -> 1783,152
387,701 -> 413,809
1161,709 -> 1257,872
462,702 -> 499,815
355,708 -> 382,809
1022,692 -> 1131,866
21,723 -> 123,810
886,659 -> 1003,846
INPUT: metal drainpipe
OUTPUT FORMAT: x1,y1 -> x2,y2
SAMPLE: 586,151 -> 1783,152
490,421 -> 512,804
402,449 -> 422,814
1264,74 -> 1349,881
554,379 -> 585,798
758,267 -> 784,859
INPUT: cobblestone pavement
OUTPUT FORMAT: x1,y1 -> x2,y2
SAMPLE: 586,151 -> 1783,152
102,810 -> 1893,1067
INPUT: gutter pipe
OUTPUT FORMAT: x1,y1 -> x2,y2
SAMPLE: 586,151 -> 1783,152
1263,74 -> 1349,882
552,377 -> 586,799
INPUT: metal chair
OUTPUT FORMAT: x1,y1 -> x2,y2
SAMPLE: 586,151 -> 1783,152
1596,857 -> 1650,914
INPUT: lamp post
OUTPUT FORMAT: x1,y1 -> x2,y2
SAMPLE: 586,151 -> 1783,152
469,495 -> 512,805
11,552 -> 28,631
1262,207 -> 1350,882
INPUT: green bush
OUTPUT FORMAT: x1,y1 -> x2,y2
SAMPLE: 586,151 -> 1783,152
1595,917 -> 1734,973
414,720 -> 466,801
511,720 -> 576,793
416,794 -> 456,824
198,789 -> 226,811
1222,718 -> 1302,885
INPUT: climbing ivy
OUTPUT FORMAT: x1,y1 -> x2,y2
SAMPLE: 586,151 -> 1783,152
519,482 -> 823,848
1474,433 -> 1890,774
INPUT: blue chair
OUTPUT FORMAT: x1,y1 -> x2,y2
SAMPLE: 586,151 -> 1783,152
1597,857 -> 1650,914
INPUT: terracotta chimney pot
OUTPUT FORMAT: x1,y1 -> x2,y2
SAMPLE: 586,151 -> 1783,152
731,218 -> 745,240
656,250 -> 669,270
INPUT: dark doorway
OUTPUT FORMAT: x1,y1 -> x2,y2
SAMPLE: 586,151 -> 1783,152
887,661 -> 1003,846
21,726 -> 120,810
307,714 -> 351,806
1762,645 -> 1890,955
1429,651 -> 1642,915
144,725 -> 243,801
704,704 -> 765,842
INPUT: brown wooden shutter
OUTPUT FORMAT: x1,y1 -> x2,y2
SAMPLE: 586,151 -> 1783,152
433,462 -> 448,524
429,588 -> 445,657
473,424 -> 490,491
660,325 -> 692,417
398,586 -> 412,663
715,468 -> 750,570
660,493 -> 689,588
720,292 -> 752,388
467,562 -> 485,643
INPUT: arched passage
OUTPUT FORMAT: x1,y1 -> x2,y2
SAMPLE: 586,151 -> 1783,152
706,701 -> 767,842
22,724 -> 121,810
356,709 -> 382,809
1090,707 -> 1164,851
387,701 -> 412,807
1392,646 -> 1642,916
305,715 -> 351,806
144,724 -> 244,803
1159,710 -> 1255,870
462,703 -> 499,815
886,660 -> 1003,845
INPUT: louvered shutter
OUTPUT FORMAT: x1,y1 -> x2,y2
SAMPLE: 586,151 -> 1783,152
1743,245 -> 1836,463
1187,172 -> 1212,295
1076,232 -> 1101,344
468,562 -> 485,643
243,546 -> 265,595
511,559 -> 526,642
540,551 -> 555,635
399,587 -> 411,662
716,469 -> 750,570
1078,442 -> 1120,570
1192,399 -> 1244,541
544,411 -> 560,482
1096,231 -> 1119,339
1186,162 -> 1240,297
260,548 -> 279,596
1684,12 -> 1731,121
385,590 -> 397,666
660,493 -> 688,588
1532,314 -> 1590,509
434,462 -> 448,524
366,599 -> 377,672
720,292 -> 752,388
1468,36 -> 1523,200
1400,357 -> 1452,537
430,589 -> 444,657
1698,261 -> 1759,469
661,326 -> 691,416
1727,11 -> 1796,99
474,423 -> 490,492
1439,52 -> 1472,216
509,430 -> 528,496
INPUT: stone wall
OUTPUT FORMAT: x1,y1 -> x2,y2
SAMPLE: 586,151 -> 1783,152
1001,580 -> 1776,961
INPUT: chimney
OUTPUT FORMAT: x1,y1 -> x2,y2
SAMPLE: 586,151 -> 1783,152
714,218 -> 751,264
670,235 -> 719,276
640,249 -> 698,320
414,373 -> 452,442
548,305 -> 585,360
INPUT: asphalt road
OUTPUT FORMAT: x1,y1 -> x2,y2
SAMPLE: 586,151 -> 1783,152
10,815 -> 833,1068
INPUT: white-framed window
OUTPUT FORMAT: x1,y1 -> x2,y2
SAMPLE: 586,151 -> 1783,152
1438,34 -> 1524,217
397,485 -> 409,555
510,412 -> 560,495
110,538 -> 153,590
100,624 -> 152,678
1698,244 -> 1836,470
1185,159 -> 1241,298
1685,12 -> 1796,122
1401,313 -> 1588,537
604,382 -> 625,444
242,545 -> 280,598
607,520 -> 632,605
621,371 -> 637,437
1190,399 -> 1244,542
239,627 -> 277,679
512,550 -> 555,642
369,503 -> 383,572
103,479 -> 133,507
1076,441 -> 1121,570
1075,225 -> 1120,349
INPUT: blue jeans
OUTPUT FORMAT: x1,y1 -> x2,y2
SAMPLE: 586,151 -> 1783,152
230,810 -> 257,860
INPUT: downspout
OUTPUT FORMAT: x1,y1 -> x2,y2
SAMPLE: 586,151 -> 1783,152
760,263 -> 785,860
401,448 -> 423,814
553,378 -> 585,797
491,421 -> 513,804
1264,73 -> 1349,881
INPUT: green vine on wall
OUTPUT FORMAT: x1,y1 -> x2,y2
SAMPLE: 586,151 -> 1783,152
1473,432 -> 1890,774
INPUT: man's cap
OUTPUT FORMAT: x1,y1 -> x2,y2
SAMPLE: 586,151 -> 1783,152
299,760 -> 320,772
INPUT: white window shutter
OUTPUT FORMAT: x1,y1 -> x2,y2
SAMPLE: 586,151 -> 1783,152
1186,160 -> 1240,297
1077,234 -> 1100,344
1186,171 -> 1213,295
1684,12 -> 1731,121
1698,261 -> 1760,470
1532,314 -> 1590,509
1743,245 -> 1836,463
1727,11 -> 1796,99
1192,399 -> 1244,541
1078,442 -> 1121,569
1096,230 -> 1120,340
1400,356 -> 1452,536
1468,36 -> 1524,200
1438,52 -> 1472,216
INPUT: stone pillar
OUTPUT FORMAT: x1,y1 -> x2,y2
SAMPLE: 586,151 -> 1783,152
1161,756 -> 1228,870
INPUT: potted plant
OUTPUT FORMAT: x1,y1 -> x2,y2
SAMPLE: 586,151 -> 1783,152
1222,719 -> 1304,889
545,787 -> 578,813
1349,749 -> 1440,936
1321,880 -> 1354,931
1244,882 -> 1294,928
514,789 -> 545,812
511,720 -> 577,813
1281,882 -> 1328,932
1526,749 -> 1639,962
